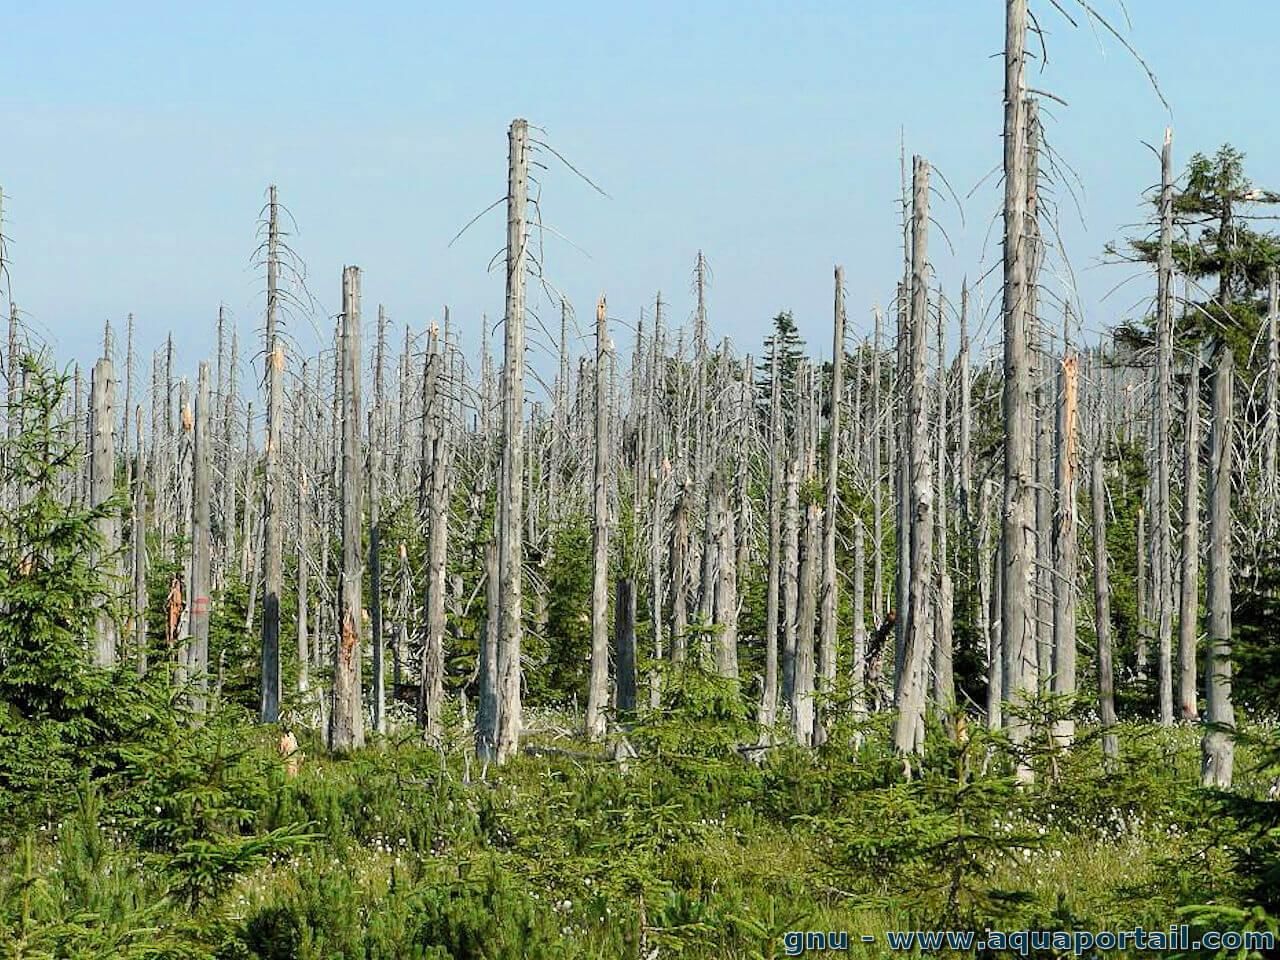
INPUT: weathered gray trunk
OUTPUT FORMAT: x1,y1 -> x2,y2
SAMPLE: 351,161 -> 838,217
586,296 -> 611,741
476,537 -> 500,760
496,119 -> 529,763
781,457 -> 800,712
713,469 -> 739,679
422,336 -> 452,744
670,485 -> 689,662
1001,0 -> 1036,780
1155,130 -> 1176,726
893,156 -> 931,757
189,362 -> 212,715
90,358 -> 118,667
261,186 -> 284,725
1092,456 -> 1119,762
1178,359 -> 1201,720
818,266 -> 845,702
133,406 -> 147,677
933,294 -> 954,716
1051,352 -> 1079,743
1201,344 -> 1234,788
331,265 -> 365,752
793,499 -> 819,745
761,338 -> 783,728
851,517 -> 867,719
983,479 -> 1001,729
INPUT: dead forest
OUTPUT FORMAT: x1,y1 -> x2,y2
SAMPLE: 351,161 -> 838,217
4,7 -> 1280,795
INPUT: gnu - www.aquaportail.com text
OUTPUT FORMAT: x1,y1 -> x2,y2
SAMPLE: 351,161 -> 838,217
781,926 -> 1274,956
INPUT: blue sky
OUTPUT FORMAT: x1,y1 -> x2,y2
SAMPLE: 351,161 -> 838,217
2,1 -> 1276,387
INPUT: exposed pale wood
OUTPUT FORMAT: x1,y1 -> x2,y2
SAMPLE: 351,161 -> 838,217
1201,344 -> 1234,788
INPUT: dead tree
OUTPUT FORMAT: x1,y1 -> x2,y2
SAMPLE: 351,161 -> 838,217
933,294 -> 955,716
189,361 -> 212,715
496,118 -> 529,763
331,265 -> 365,753
1177,358 -> 1201,721
761,336 -> 783,728
893,156 -> 931,758
1201,344 -> 1235,788
1154,130 -> 1176,726
90,357 -> 118,667
818,266 -> 845,719
1052,350 -> 1079,743
133,406 -> 147,677
423,331 -> 453,743
1001,0 -> 1037,780
260,186 -> 284,725
586,296 -> 611,741
1092,455 -> 1119,762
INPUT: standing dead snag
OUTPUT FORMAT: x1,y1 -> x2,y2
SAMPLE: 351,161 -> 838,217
817,266 -> 844,734
261,185 -> 285,725
1154,130 -> 1176,727
495,118 -> 529,763
331,265 -> 365,753
1201,344 -> 1235,788
933,295 -> 954,717
893,155 -> 931,758
760,336 -> 784,729
1052,348 -> 1080,744
133,407 -> 147,677
422,329 -> 452,743
1001,0 -> 1037,781
189,362 -> 212,715
1092,455 -> 1119,763
586,295 -> 611,742
1177,358 -> 1200,721
90,357 -> 118,667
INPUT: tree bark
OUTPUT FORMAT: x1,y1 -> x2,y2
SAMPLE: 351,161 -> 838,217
90,357 -> 118,667
1092,455 -> 1119,763
1177,359 -> 1201,720
260,184 -> 284,725
331,265 -> 365,752
496,119 -> 529,763
189,361 -> 212,715
1052,351 -> 1079,743
1201,344 -> 1234,788
586,296 -> 611,741
1155,130 -> 1176,726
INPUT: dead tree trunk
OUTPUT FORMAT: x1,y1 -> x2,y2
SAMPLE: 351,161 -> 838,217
423,335 -> 452,743
496,118 -> 529,763
670,484 -> 690,662
90,358 -> 118,667
893,156 -> 932,758
1092,455 -> 1119,762
933,294 -> 954,716
189,361 -> 212,715
818,266 -> 845,721
260,187 -> 284,725
1201,344 -> 1235,788
1155,130 -> 1176,726
133,406 -> 147,677
713,469 -> 739,679
331,265 -> 365,752
1052,351 -> 1079,743
1178,359 -> 1201,720
781,456 -> 800,712
586,296 -> 611,741
1001,0 -> 1036,781
761,338 -> 783,728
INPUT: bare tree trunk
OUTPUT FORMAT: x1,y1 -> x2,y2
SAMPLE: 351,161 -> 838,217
586,296 -> 611,741
933,294 -> 954,716
189,362 -> 212,715
1178,359 -> 1201,721
1051,351 -> 1079,743
781,457 -> 800,713
1265,267 -> 1279,507
1155,130 -> 1176,726
983,480 -> 1001,729
422,334 -> 452,744
761,337 -> 783,728
793,498 -> 819,746
1092,455 -> 1119,762
817,267 -> 845,735
1136,505 -> 1148,678
871,307 -> 885,629
893,156 -> 932,758
670,485 -> 689,662
331,265 -> 365,753
90,358 -> 118,667
496,119 -> 529,763
1201,344 -> 1235,788
133,406 -> 147,677
1001,0 -> 1035,781
476,537 -> 500,761
713,469 -> 739,678
260,188 -> 284,725
852,516 -> 867,719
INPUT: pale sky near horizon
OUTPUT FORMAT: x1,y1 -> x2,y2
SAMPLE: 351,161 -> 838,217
2,2 -> 1276,394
